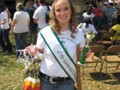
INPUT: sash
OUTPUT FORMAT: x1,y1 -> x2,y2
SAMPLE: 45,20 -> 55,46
39,26 -> 76,83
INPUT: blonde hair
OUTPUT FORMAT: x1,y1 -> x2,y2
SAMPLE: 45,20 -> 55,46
16,3 -> 24,11
50,0 -> 78,38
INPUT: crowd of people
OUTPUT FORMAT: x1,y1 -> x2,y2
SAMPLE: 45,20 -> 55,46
0,0 -> 120,54
80,0 -> 120,44
82,1 -> 120,29
0,0 -> 52,56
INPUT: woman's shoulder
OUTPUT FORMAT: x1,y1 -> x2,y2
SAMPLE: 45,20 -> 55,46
40,26 -> 51,33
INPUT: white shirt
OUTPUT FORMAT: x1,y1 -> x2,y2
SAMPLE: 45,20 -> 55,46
36,26 -> 85,77
0,10 -> 10,29
13,11 -> 30,33
82,12 -> 95,22
77,23 -> 98,35
33,6 -> 48,29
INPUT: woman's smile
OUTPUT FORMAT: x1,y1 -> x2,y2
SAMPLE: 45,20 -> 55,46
55,0 -> 71,25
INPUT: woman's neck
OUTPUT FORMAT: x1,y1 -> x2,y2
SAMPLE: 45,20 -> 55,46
60,24 -> 69,32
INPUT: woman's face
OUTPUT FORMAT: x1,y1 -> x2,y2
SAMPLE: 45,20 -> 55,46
54,0 -> 71,25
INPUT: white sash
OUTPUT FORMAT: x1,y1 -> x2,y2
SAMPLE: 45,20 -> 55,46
39,26 -> 76,82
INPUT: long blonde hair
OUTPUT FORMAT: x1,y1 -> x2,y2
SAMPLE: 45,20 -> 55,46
50,0 -> 78,38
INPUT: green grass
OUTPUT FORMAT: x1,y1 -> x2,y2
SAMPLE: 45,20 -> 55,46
0,52 -> 24,90
0,35 -> 120,90
81,68 -> 120,90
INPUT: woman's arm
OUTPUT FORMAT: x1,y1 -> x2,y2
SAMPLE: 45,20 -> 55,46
10,19 -> 17,34
103,29 -> 116,39
108,29 -> 116,37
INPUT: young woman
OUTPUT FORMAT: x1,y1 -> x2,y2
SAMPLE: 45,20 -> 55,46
25,0 -> 85,90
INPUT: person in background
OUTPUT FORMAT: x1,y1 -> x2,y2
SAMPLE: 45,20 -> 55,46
105,15 -> 120,44
98,1 -> 108,27
102,1 -> 109,25
82,5 -> 95,23
106,3 -> 116,25
92,2 -> 105,29
77,17 -> 97,35
33,0 -> 50,43
33,0 -> 49,32
10,3 -> 30,57
25,0 -> 85,90
0,3 -> 12,53
112,6 -> 120,26
25,0 -> 37,44
77,17 -> 97,43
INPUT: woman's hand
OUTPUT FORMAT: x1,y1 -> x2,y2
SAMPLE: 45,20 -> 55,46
24,44 -> 40,56
10,29 -> 13,34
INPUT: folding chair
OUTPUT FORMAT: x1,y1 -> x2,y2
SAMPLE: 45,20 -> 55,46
96,33 -> 113,46
101,45 -> 120,74
82,45 -> 104,79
